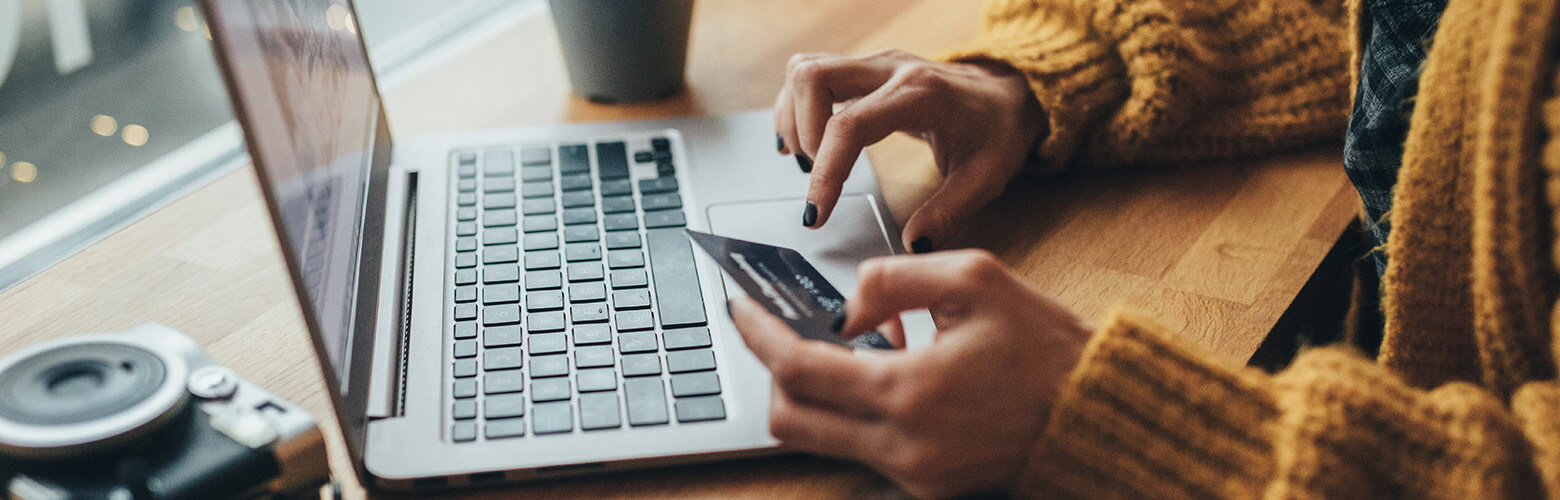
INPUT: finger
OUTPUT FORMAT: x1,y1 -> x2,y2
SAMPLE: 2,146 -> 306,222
730,297 -> 892,417
792,54 -> 899,159
804,71 -> 933,228
841,250 -> 1007,337
768,388 -> 886,461
847,315 -> 906,349
778,53 -> 838,159
899,160 -> 1008,253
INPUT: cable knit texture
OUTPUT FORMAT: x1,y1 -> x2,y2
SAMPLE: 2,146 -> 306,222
944,0 -> 1560,497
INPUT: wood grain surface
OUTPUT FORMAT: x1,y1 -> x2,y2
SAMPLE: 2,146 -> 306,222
0,1 -> 1357,498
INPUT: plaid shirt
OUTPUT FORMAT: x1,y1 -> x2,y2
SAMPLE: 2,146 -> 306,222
1346,0 -> 1448,274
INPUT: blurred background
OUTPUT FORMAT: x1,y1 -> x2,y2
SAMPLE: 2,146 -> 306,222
0,0 -> 538,290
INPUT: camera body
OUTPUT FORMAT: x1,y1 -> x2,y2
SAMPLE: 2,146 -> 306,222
0,324 -> 328,499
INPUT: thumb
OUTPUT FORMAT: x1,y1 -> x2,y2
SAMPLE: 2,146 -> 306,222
900,157 -> 1007,253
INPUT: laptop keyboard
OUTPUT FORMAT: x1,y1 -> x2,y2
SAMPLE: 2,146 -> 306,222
447,136 -> 726,443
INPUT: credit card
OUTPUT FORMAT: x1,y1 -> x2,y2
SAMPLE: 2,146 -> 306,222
686,229 -> 892,350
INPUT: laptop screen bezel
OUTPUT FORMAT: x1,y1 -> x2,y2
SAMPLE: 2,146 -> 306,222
197,0 -> 393,469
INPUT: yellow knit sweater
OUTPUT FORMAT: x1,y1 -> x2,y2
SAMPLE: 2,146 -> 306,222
947,0 -> 1560,497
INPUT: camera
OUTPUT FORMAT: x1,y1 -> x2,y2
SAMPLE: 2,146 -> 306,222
0,324 -> 328,499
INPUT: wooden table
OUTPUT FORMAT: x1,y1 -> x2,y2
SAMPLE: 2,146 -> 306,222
0,1 -> 1359,498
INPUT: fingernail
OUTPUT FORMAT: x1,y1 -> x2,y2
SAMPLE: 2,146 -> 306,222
831,314 -> 845,334
802,202 -> 818,227
795,154 -> 813,173
911,237 -> 933,254
776,134 -> 785,153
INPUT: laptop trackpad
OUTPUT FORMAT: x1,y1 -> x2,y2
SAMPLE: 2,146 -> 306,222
706,194 -> 934,348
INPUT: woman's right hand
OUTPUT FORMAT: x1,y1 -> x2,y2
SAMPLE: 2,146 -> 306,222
774,49 -> 1045,253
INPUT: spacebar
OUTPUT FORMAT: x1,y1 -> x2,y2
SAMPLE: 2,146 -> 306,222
646,228 -> 707,327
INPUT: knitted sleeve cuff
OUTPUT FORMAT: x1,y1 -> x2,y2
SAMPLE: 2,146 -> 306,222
1017,309 -> 1279,499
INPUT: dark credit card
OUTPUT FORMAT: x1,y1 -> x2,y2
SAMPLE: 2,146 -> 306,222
686,229 -> 892,350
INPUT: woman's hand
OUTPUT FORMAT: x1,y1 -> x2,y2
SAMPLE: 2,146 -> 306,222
774,50 -> 1045,252
730,250 -> 1093,498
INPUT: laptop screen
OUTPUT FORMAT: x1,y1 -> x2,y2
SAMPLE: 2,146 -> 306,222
200,0 -> 391,406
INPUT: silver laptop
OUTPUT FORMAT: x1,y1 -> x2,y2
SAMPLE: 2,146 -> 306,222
199,0 -> 931,491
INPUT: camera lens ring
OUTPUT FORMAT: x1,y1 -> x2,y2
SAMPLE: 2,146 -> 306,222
0,334 -> 189,459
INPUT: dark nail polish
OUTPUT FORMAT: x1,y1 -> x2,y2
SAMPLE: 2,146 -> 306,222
802,202 -> 818,227
831,315 -> 845,334
911,237 -> 933,254
795,154 -> 813,173
776,134 -> 785,153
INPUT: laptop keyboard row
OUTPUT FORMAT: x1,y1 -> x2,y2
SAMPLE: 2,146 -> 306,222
447,136 -> 726,443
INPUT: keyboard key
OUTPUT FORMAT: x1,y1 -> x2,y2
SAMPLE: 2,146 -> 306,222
644,211 -> 686,228
455,253 -> 477,268
611,269 -> 648,289
671,372 -> 721,397
532,379 -> 571,402
526,290 -> 565,311
561,190 -> 595,208
453,422 -> 477,442
484,193 -> 517,210
573,324 -> 612,345
619,332 -> 658,353
580,392 -> 622,430
566,243 -> 602,262
483,246 -> 519,264
457,178 -> 478,193
634,150 -> 654,163
624,378 -> 669,426
663,327 -> 712,350
529,311 -> 567,332
484,326 -> 523,348
607,250 -> 645,269
523,216 -> 557,233
485,347 -> 525,370
456,221 -> 478,237
602,214 -> 638,231
455,270 -> 477,286
458,193 -> 477,206
454,303 -> 477,320
657,160 -> 676,178
532,402 -> 574,435
454,322 -> 477,340
600,196 -> 635,214
485,177 -> 515,193
616,310 -> 654,331
530,355 -> 569,378
529,333 -> 567,355
568,262 -> 605,282
575,345 -> 615,368
522,198 -> 556,215
455,286 -> 477,303
667,349 -> 716,373
572,303 -> 609,323
641,193 -> 682,212
569,283 -> 607,302
621,353 -> 661,377
485,393 -> 527,419
605,231 -> 641,249
675,396 -> 726,423
521,181 -> 553,198
612,289 -> 651,310
485,371 -> 525,394
457,206 -> 477,221
483,149 -> 514,176
525,252 -> 561,271
454,340 -> 477,358
562,208 -> 597,225
458,164 -> 477,179
484,284 -> 520,305
453,400 -> 477,420
483,266 -> 520,285
458,151 -> 478,165
564,225 -> 599,243
520,166 -> 552,182
577,368 -> 617,392
559,174 -> 593,192
559,144 -> 590,174
484,228 -> 518,245
525,271 -> 563,290
523,232 -> 559,251
483,303 -> 521,327
599,179 -> 633,197
646,228 -> 707,327
521,146 -> 552,166
456,237 -> 477,252
484,210 -> 517,227
453,379 -> 477,398
486,418 -> 527,440
596,142 -> 630,179
651,137 -> 670,151
454,359 -> 477,378
638,177 -> 678,194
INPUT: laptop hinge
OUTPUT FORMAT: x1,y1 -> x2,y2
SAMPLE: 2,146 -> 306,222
367,171 -> 418,419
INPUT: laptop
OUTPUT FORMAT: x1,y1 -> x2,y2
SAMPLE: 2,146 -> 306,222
198,0 -> 933,491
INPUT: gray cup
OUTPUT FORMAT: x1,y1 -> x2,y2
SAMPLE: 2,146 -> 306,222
549,0 -> 695,104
